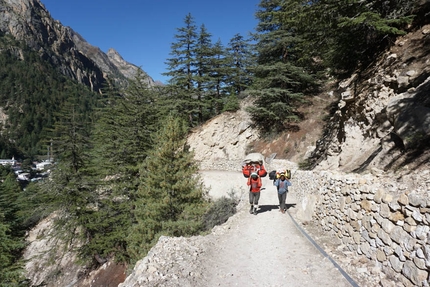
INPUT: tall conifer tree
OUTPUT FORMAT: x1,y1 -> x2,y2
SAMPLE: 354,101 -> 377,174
0,217 -> 26,286
226,33 -> 255,95
248,0 -> 316,133
0,168 -> 26,285
42,98 -> 101,263
127,114 -> 208,263
163,13 -> 199,125
194,24 -> 214,123
207,39 -> 229,114
278,0 -> 416,74
79,70 -> 162,262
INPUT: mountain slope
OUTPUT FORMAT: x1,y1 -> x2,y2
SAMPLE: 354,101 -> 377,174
309,23 -> 430,174
0,0 -> 154,92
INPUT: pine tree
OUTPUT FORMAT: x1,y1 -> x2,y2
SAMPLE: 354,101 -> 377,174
0,217 -> 26,287
225,33 -> 255,96
77,70 -> 162,263
0,168 -> 27,286
283,0 -> 416,74
127,114 -> 208,263
0,172 -> 23,237
247,0 -> 316,133
194,24 -> 214,123
207,39 -> 229,114
91,70 -> 160,178
44,98 -> 99,261
163,13 -> 199,125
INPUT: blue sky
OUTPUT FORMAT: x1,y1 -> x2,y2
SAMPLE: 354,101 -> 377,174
40,0 -> 261,84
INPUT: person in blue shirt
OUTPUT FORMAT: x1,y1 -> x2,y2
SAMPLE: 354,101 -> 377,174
273,173 -> 292,214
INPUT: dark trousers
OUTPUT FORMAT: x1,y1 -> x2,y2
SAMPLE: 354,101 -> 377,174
278,192 -> 287,211
249,191 -> 260,205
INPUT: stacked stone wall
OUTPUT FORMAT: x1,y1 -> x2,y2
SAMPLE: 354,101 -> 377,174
293,169 -> 430,286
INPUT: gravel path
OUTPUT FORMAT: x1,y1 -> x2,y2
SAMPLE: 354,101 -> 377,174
197,172 -> 353,287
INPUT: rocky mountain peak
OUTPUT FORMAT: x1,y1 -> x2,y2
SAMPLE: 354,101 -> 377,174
0,0 -> 154,91
107,48 -> 122,61
106,47 -> 154,84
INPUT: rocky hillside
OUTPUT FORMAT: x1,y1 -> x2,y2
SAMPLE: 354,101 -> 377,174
187,12 -> 430,176
309,24 -> 430,174
0,0 -> 153,92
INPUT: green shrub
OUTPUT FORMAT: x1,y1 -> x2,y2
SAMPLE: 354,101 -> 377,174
202,195 -> 238,231
222,94 -> 240,112
298,158 -> 312,170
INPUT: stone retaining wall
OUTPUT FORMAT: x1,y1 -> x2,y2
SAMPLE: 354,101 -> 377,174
293,169 -> 430,286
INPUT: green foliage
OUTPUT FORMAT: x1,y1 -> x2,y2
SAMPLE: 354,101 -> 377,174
127,114 -> 208,263
202,195 -> 238,231
0,35 -> 100,158
163,13 -> 200,125
222,92 -> 240,112
247,1 -> 319,133
290,0 -> 416,73
225,34 -> 255,95
16,182 -> 55,230
298,158 -> 312,170
163,14 -> 255,126
0,218 -> 27,287
0,167 -> 27,286
404,132 -> 428,149
0,173 -> 23,236
44,71 -> 165,264
91,70 -> 160,178
40,96 -> 102,264
249,0 -> 416,133
76,187 -> 131,263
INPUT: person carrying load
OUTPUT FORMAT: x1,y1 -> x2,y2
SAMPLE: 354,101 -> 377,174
247,172 -> 262,215
242,153 -> 267,215
273,172 -> 292,214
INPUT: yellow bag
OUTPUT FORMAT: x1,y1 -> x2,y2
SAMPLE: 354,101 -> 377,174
276,169 -> 291,179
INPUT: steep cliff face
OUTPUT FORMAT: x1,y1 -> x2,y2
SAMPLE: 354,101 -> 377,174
0,0 -> 153,92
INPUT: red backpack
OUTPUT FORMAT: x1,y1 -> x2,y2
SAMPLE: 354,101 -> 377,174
242,163 -> 267,178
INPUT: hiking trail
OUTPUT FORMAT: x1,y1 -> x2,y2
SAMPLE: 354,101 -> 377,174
195,170 -> 353,287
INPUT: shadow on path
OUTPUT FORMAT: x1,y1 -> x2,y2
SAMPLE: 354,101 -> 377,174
258,203 -> 296,214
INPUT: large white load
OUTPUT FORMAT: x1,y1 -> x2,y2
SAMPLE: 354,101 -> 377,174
241,153 -> 267,178
242,152 -> 265,165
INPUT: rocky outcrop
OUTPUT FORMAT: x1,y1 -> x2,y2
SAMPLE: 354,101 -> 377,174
22,213 -> 83,287
310,24 -> 430,173
187,100 -> 260,170
23,211 -> 128,287
118,235 -> 208,287
0,0 -> 153,92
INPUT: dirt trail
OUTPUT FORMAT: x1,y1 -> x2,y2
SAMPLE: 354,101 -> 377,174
198,171 -> 353,287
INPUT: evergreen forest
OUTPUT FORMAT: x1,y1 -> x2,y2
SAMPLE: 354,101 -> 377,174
0,0 -> 422,285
